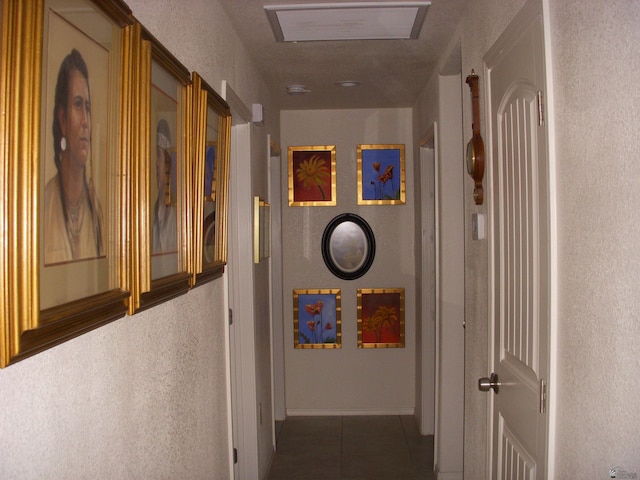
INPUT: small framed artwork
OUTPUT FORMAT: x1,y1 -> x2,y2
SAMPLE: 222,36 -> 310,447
128,26 -> 194,313
0,0 -> 134,367
253,196 -> 271,264
357,144 -> 406,205
357,288 -> 405,348
288,145 -> 337,206
293,289 -> 342,349
321,213 -> 376,280
192,72 -> 231,285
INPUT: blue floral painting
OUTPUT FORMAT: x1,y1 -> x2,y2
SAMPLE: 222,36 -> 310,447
360,146 -> 404,202
295,291 -> 341,348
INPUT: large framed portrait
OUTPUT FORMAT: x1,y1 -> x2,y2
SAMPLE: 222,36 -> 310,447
191,72 -> 231,286
357,144 -> 406,205
0,0 -> 134,367
128,26 -> 193,313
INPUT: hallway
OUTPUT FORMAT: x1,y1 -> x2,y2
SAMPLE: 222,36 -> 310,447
266,415 -> 435,480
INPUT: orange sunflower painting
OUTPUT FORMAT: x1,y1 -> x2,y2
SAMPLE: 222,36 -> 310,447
291,149 -> 334,203
358,289 -> 405,348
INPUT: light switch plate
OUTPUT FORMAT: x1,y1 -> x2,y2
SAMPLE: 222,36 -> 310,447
472,213 -> 485,240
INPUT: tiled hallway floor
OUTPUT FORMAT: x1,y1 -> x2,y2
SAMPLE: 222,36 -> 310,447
266,416 -> 435,480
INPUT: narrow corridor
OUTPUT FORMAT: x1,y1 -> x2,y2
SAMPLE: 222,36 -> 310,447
266,415 -> 435,480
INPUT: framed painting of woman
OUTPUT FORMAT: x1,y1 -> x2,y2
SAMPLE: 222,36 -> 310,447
128,25 -> 194,313
191,72 -> 231,286
0,0 -> 134,367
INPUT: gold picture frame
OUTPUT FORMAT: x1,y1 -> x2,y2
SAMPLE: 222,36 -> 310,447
128,25 -> 193,313
357,144 -> 406,205
357,288 -> 405,348
192,72 -> 231,285
288,145 -> 337,206
293,289 -> 342,349
0,0 -> 134,367
253,196 -> 271,264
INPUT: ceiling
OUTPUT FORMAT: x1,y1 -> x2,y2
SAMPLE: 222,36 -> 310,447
219,0 -> 466,110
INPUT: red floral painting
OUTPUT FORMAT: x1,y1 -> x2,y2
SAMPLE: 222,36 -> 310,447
358,288 -> 405,348
288,146 -> 336,206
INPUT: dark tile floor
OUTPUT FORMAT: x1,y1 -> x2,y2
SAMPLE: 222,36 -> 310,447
266,416 -> 435,480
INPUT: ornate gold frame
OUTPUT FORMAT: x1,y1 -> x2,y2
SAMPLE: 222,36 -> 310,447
357,288 -> 405,348
293,289 -> 342,349
128,26 -> 193,313
253,196 -> 271,264
357,144 -> 406,205
0,0 -> 134,367
191,72 -> 231,285
288,145 -> 337,206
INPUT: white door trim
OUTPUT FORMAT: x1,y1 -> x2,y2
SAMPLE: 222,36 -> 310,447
418,123 -> 438,436
539,1 -> 558,476
222,81 -> 259,479
268,143 -> 286,425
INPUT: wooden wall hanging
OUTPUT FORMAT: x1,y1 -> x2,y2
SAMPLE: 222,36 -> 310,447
465,70 -> 485,205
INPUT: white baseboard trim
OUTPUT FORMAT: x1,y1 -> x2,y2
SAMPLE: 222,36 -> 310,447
436,471 -> 463,480
286,408 -> 414,416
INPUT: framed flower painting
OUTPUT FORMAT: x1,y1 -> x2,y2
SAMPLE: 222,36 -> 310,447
293,289 -> 342,349
357,144 -> 406,205
357,288 -> 405,348
288,145 -> 336,206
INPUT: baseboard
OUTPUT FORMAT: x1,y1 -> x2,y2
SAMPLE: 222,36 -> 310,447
436,471 -> 463,480
286,407 -> 414,416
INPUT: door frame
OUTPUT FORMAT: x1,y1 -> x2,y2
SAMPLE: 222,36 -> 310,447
417,123 -> 438,437
269,142 -> 286,426
222,81 -> 259,480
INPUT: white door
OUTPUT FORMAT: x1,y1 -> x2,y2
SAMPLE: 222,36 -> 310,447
483,0 -> 551,478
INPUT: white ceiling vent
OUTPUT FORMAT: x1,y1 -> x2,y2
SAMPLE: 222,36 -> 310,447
265,2 -> 431,42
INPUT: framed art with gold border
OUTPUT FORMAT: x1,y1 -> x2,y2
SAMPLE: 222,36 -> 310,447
191,72 -> 231,286
357,144 -> 406,205
0,0 -> 134,367
128,25 -> 193,313
288,145 -> 336,206
253,196 -> 271,264
357,288 -> 405,348
293,289 -> 342,349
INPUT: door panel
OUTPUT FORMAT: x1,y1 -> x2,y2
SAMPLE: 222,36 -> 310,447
484,0 -> 550,478
499,417 -> 536,479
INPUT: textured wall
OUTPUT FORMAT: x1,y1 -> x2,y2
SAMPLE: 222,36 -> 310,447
281,108 -> 417,414
549,0 -> 640,477
0,0 -> 274,478
0,285 -> 229,479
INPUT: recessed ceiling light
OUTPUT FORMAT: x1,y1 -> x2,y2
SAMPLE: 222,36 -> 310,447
265,2 -> 431,42
287,84 -> 311,95
335,81 -> 361,88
